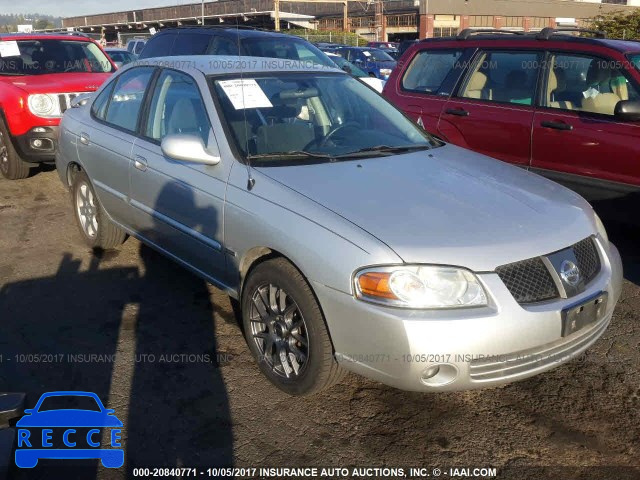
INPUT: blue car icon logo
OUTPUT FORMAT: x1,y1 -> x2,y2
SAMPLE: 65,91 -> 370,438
15,391 -> 123,468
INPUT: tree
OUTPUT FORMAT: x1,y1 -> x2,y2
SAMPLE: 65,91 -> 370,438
590,9 -> 640,40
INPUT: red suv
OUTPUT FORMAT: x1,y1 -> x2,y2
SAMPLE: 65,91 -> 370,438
384,28 -> 640,202
0,33 -> 115,179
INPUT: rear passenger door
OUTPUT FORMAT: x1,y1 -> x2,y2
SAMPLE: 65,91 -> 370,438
77,66 -> 155,225
439,49 -> 543,166
531,52 -> 640,197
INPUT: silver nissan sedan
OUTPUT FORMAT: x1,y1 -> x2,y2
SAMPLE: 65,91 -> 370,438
55,56 -> 623,395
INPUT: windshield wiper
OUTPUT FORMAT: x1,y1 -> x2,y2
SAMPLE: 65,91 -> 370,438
247,151 -> 333,161
333,144 -> 430,159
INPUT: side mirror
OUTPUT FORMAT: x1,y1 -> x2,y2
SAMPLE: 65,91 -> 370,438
23,409 -> 34,415
341,64 -> 352,75
71,93 -> 93,108
114,61 -> 123,69
614,100 -> 640,122
105,409 -> 115,414
161,134 -> 220,166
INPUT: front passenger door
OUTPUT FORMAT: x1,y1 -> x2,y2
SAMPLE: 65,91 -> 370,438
439,50 -> 542,166
128,68 -> 231,285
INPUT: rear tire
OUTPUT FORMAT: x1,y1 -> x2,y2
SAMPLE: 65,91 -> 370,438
0,120 -> 30,180
71,170 -> 126,249
242,257 -> 346,396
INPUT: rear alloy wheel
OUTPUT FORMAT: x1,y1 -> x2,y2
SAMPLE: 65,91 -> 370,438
242,258 -> 346,395
71,170 -> 126,249
0,121 -> 30,180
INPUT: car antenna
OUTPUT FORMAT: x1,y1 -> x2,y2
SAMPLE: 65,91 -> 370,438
236,16 -> 256,191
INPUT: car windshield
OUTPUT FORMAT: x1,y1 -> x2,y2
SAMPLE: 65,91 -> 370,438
362,49 -> 394,62
241,38 -> 335,67
330,56 -> 367,77
38,395 -> 102,412
212,72 -> 438,165
0,39 -> 114,76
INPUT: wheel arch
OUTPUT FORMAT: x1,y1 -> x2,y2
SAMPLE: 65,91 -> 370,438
237,245 -> 342,360
65,161 -> 84,188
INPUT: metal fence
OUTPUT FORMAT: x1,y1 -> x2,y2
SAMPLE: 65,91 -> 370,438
116,32 -> 153,48
292,31 -> 363,46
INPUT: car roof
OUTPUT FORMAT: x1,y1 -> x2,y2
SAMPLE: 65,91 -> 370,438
0,33 -> 93,42
128,55 -> 344,76
419,32 -> 640,54
154,26 -> 304,40
105,47 -> 129,52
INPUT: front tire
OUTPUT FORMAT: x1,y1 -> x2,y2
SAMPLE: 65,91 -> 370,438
71,170 -> 126,249
242,258 -> 346,396
0,120 -> 30,180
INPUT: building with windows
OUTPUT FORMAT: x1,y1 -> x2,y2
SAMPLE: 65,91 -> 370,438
54,0 -> 640,43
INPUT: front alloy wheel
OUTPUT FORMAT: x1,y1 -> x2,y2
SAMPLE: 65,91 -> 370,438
242,258 -> 346,395
249,283 -> 309,379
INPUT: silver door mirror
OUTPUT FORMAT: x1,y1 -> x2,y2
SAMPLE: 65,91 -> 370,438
161,134 -> 220,166
71,93 -> 93,108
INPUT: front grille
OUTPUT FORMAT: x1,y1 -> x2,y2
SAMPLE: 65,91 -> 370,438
573,237 -> 601,285
496,237 -> 602,305
496,257 -> 559,304
57,93 -> 80,114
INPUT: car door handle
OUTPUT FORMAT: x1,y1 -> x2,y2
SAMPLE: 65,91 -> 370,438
133,156 -> 148,172
79,132 -> 90,145
444,108 -> 469,117
541,120 -> 573,131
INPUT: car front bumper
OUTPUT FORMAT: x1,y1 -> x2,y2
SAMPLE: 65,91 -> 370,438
313,238 -> 623,392
13,126 -> 59,163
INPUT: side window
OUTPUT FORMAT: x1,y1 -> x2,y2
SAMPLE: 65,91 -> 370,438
144,69 -> 211,144
172,33 -> 210,56
460,50 -> 541,106
544,53 -> 640,116
134,42 -> 146,55
208,36 -> 239,56
139,34 -> 176,59
402,49 -> 463,94
104,67 -> 154,132
91,81 -> 115,121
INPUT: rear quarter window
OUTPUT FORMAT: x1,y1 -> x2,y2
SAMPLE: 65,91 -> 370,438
402,49 -> 463,94
139,34 -> 176,59
172,33 -> 211,56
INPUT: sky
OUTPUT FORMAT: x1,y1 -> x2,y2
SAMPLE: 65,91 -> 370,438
0,0 -> 204,18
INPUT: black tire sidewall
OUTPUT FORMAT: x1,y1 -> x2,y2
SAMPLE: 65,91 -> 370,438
242,260 -> 333,396
0,119 -> 29,180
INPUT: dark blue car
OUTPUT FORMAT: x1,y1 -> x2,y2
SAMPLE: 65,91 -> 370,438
15,391 -> 123,468
335,47 -> 397,80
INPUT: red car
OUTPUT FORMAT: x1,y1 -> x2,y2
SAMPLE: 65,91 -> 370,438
0,33 -> 115,179
384,28 -> 640,203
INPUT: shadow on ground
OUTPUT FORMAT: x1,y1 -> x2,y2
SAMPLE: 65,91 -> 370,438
0,247 -> 233,479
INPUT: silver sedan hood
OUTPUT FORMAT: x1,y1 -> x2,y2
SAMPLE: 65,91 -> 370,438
257,144 -> 596,271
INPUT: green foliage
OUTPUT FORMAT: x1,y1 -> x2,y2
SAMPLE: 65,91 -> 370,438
590,9 -> 640,40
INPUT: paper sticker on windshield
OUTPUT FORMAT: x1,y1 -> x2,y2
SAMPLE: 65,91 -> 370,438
362,51 -> 372,57
218,79 -> 273,110
0,41 -> 21,58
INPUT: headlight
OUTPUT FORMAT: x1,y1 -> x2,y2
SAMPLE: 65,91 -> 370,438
594,212 -> 609,245
379,68 -> 392,76
28,94 -> 61,118
354,265 -> 487,309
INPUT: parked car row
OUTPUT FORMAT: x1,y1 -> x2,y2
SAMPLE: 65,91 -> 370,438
0,27 -> 627,398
